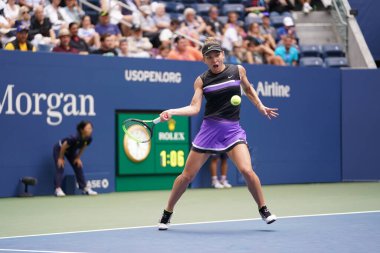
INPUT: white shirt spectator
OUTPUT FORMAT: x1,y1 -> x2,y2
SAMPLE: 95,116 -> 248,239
4,0 -> 20,22
78,26 -> 96,39
59,3 -> 84,24
222,26 -> 242,52
101,0 -> 123,25
132,5 -> 157,33
44,2 -> 65,31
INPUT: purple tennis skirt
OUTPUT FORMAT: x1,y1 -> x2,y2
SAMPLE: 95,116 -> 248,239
192,117 -> 247,153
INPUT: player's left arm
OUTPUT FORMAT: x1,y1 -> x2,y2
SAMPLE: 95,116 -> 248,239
238,65 -> 279,119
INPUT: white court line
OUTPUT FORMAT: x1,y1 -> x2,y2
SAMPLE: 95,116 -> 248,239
0,210 -> 379,241
0,249 -> 87,253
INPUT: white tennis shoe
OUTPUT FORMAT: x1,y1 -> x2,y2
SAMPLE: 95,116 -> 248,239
212,180 -> 224,189
83,187 -> 98,195
158,210 -> 173,230
55,187 -> 66,197
259,206 -> 277,224
220,180 -> 232,188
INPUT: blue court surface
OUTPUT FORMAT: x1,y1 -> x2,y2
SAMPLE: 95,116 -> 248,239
0,211 -> 379,253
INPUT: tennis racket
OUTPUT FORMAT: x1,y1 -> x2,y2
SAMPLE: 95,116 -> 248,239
122,117 -> 162,143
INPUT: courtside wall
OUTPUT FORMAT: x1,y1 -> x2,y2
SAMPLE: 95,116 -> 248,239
0,51 -> 377,197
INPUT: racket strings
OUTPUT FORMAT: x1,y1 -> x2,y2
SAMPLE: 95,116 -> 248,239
123,120 -> 152,143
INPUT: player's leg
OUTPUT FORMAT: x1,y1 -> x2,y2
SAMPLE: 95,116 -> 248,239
166,150 -> 210,211
159,150 -> 210,230
227,144 -> 276,224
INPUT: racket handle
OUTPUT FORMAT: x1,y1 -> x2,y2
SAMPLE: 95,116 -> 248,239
153,117 -> 161,124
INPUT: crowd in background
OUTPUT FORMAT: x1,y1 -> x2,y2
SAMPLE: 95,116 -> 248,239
0,0 -> 320,66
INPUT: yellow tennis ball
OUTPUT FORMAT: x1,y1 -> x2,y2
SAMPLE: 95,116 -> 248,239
230,95 -> 241,106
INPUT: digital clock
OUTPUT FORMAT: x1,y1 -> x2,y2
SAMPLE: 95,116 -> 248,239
159,150 -> 185,167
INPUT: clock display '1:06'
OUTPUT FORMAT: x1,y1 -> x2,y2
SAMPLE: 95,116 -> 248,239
160,150 -> 185,167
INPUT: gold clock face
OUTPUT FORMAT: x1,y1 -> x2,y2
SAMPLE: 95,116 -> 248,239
123,124 -> 151,162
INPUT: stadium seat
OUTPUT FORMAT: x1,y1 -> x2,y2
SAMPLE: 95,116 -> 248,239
299,44 -> 321,58
206,0 -> 223,5
245,15 -> 262,26
225,0 -> 247,3
324,57 -> 349,68
270,15 -> 286,28
169,13 -> 185,22
217,16 -> 229,24
192,3 -> 213,17
299,57 -> 324,67
37,44 -> 53,52
322,44 -> 345,58
165,2 -> 185,13
222,4 -> 245,19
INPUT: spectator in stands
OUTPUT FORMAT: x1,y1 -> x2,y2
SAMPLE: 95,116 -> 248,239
153,3 -> 170,31
225,45 -> 254,64
100,0 -> 123,25
29,5 -> 56,44
260,14 -> 277,41
246,39 -> 284,65
166,35 -> 202,61
159,19 -> 180,47
4,24 -> 36,51
209,153 -> 232,189
222,12 -> 246,53
121,0 -> 140,18
204,5 -> 224,41
69,22 -> 90,54
132,5 -> 159,48
117,0 -> 139,36
95,11 -> 122,46
299,0 -> 313,13
19,0 -> 44,10
155,44 -> 170,59
52,28 -> 79,53
247,22 -> 276,50
78,15 -> 100,49
44,0 -> 66,35
117,38 -> 129,57
59,0 -> 85,24
225,11 -> 246,36
274,34 -> 299,66
0,13 -> 14,40
276,16 -> 298,44
126,25 -> 152,58
268,0 -> 294,14
244,0 -> 268,16
92,33 -> 118,56
180,7 -> 206,43
4,0 -> 20,22
17,6 -> 32,28
53,120 -> 97,197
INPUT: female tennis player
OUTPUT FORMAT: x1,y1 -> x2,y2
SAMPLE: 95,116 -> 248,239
158,37 -> 278,230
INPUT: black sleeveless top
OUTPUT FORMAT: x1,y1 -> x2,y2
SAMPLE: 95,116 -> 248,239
199,64 -> 241,121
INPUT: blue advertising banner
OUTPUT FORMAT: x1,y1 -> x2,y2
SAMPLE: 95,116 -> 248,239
0,51 -> 202,197
342,69 -> 380,180
0,50 -> 344,196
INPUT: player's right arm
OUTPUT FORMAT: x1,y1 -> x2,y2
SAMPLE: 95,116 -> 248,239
160,77 -> 203,121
